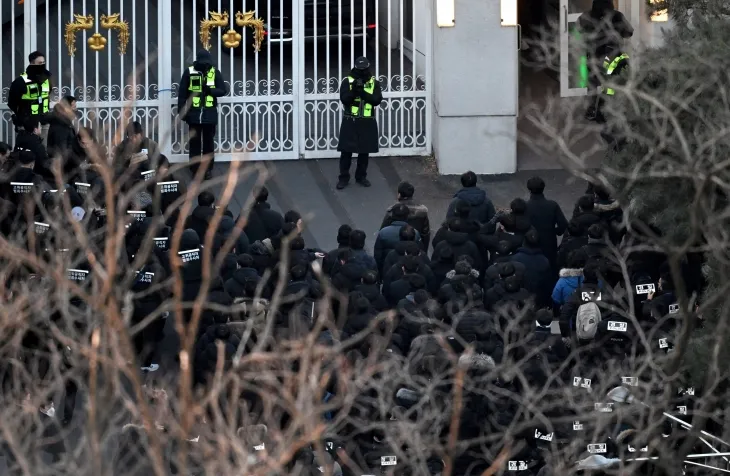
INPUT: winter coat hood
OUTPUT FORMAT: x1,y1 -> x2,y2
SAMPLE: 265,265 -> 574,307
446,268 -> 480,280
180,229 -> 201,250
231,267 -> 259,285
458,353 -> 496,371
217,215 -> 236,237
559,268 -> 583,277
454,187 -> 487,207
250,238 -> 275,256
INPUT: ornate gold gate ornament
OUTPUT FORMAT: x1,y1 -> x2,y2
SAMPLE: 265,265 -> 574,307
222,29 -> 242,49
87,33 -> 107,51
65,14 -> 94,56
65,13 -> 129,56
235,11 -> 265,52
200,11 -> 229,51
200,10 -> 265,52
101,14 -> 130,55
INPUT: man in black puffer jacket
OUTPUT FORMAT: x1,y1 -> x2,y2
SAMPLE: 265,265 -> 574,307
224,254 -> 263,299
185,191 -> 218,241
525,176 -> 568,276
323,224 -> 352,275
46,96 -> 82,181
445,171 -> 496,224
432,198 -> 481,250
387,259 -> 428,307
510,228 -> 553,308
242,187 -> 284,244
556,219 -> 588,270
381,230 -> 429,277
431,218 -> 483,272
343,292 -> 376,337
383,251 -> 436,301
374,204 -> 420,273
354,269 -> 388,312
14,118 -> 52,181
193,324 -> 242,388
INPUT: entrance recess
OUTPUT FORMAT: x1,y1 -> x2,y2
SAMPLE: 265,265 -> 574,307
559,0 -> 631,97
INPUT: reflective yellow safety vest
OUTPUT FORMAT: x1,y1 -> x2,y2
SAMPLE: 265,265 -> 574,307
20,73 -> 50,116
188,66 -> 216,108
346,76 -> 375,118
603,53 -> 629,96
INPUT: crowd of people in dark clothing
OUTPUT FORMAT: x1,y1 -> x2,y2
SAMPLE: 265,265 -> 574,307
0,116 -> 712,475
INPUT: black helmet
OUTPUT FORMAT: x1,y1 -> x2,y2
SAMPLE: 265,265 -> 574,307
354,56 -> 370,70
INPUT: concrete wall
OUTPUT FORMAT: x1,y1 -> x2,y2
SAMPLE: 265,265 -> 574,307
431,0 -> 518,174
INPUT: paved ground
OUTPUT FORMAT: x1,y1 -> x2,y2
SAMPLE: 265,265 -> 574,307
195,156 -> 589,253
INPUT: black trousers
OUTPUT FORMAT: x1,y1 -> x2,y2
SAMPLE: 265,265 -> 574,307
188,123 -> 216,176
338,152 -> 369,182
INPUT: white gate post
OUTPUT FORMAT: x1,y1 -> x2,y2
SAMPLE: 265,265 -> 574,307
294,0 -> 305,158
158,0 -> 173,156
23,0 -> 37,64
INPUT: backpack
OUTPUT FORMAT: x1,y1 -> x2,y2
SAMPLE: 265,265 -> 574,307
576,292 -> 602,340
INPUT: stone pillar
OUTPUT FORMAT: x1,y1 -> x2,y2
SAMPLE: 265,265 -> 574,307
431,0 -> 518,175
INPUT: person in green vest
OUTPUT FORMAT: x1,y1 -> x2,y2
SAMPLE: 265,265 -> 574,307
336,56 -> 383,190
176,50 -> 228,181
578,0 -> 632,122
598,51 -> 629,149
7,51 -> 52,141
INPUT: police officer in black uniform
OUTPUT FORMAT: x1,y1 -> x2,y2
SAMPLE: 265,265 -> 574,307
336,56 -> 383,190
7,51 -> 52,138
176,50 -> 228,180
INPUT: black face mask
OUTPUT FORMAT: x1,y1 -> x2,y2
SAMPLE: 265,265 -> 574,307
26,65 -> 47,79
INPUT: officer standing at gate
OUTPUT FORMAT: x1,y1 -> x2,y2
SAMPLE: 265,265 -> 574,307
578,0 -> 632,122
336,56 -> 383,190
177,50 -> 228,180
7,51 -> 52,143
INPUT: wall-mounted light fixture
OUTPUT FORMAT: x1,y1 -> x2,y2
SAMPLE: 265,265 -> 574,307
649,0 -> 668,21
500,0 -> 517,26
436,0 -> 454,27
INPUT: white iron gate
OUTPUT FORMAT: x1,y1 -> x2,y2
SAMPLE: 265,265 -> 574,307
1,0 -> 430,160
299,0 -> 431,158
29,0 -> 161,149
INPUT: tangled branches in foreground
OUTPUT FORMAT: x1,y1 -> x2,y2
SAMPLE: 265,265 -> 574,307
519,9 -> 730,476
0,136 -> 721,476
